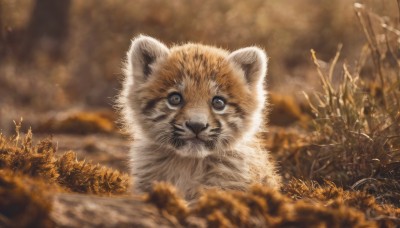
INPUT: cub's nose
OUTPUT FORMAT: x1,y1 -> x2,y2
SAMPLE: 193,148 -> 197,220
185,121 -> 208,135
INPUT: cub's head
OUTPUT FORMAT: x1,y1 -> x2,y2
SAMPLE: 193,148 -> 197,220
120,35 -> 268,157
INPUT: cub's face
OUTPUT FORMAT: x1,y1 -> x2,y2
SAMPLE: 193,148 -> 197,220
123,36 -> 268,157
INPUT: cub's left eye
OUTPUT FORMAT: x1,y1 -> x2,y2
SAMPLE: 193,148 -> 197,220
212,96 -> 226,111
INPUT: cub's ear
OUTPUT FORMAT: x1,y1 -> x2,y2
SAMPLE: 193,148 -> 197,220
228,47 -> 268,87
126,35 -> 170,83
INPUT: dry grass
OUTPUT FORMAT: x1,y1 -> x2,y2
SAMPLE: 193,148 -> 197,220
265,3 -> 400,208
0,124 -> 130,226
0,169 -> 55,227
0,121 -> 131,194
144,182 -> 399,227
0,119 -> 398,226
35,110 -> 116,135
284,180 -> 400,226
145,182 -> 189,223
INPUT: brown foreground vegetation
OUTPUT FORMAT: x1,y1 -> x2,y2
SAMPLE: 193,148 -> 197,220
0,130 -> 399,227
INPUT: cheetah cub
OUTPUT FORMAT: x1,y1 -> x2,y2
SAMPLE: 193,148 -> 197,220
118,35 -> 281,201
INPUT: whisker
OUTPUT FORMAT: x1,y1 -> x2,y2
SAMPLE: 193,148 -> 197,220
172,123 -> 184,129
173,126 -> 185,132
210,128 -> 221,133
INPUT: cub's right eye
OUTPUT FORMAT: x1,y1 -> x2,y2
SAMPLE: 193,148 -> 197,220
167,93 -> 183,106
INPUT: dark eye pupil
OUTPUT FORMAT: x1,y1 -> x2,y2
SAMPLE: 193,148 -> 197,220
212,97 -> 225,110
168,93 -> 182,106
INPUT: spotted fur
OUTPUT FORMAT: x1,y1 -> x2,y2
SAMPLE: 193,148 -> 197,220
118,35 -> 281,201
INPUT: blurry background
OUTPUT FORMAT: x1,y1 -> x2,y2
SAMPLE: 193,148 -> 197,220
0,0 -> 397,133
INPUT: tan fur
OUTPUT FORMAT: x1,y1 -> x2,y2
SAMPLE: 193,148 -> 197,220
118,35 -> 281,201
